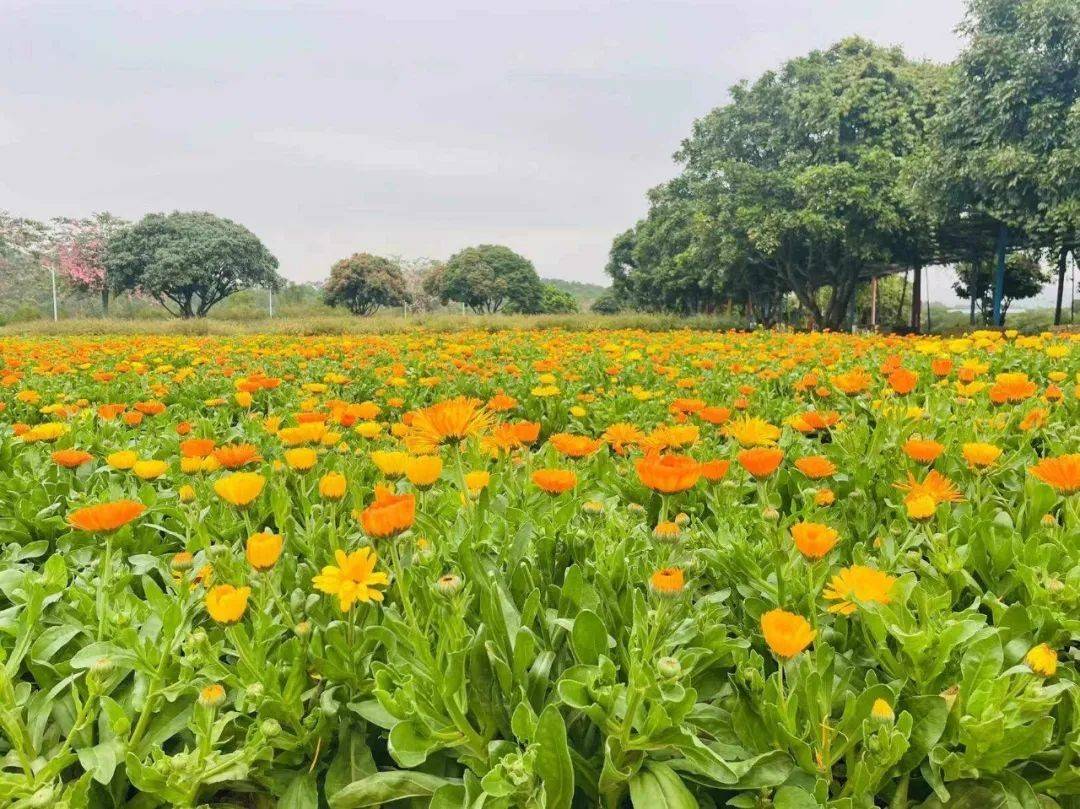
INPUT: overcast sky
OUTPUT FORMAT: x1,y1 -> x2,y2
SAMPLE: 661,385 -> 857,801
5,0 -> 1028,305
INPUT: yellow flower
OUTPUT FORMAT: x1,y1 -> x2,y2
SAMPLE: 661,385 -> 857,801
178,484 -> 196,503
464,470 -> 490,495
107,450 -> 138,470
824,566 -> 897,615
405,455 -> 443,488
319,471 -> 347,500
871,698 -> 894,722
205,584 -> 250,623
312,548 -> 389,611
723,417 -> 780,447
962,442 -> 1001,468
133,459 -> 168,480
1025,643 -> 1058,677
19,422 -> 70,443
213,472 -> 266,507
245,531 -> 283,571
371,450 -> 408,478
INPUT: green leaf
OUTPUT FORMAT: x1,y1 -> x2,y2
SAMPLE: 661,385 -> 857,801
571,610 -> 607,665
534,705 -> 574,809
280,773 -> 317,809
630,761 -> 699,809
328,770 -> 460,809
387,719 -> 440,768
772,785 -> 820,809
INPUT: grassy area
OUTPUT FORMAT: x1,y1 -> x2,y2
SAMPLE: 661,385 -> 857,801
0,312 -> 748,336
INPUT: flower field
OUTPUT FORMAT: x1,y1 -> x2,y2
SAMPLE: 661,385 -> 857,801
0,328 -> 1078,809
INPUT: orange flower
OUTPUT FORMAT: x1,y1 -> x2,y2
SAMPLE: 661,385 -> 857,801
532,468 -> 577,494
887,368 -> 917,395
549,433 -> 602,458
931,357 -> 953,378
832,368 -> 871,396
791,522 -> 838,560
894,470 -> 963,518
52,449 -> 93,469
405,397 -> 493,454
205,584 -> 250,623
989,372 -> 1036,404
212,443 -> 262,469
699,459 -> 731,481
724,417 -> 780,447
787,410 -> 840,434
1028,454 -> 1080,494
824,565 -> 896,615
761,609 -> 815,658
649,567 -> 685,597
602,423 -> 643,455
697,406 -> 731,425
68,499 -> 146,533
794,455 -> 836,479
213,472 -> 266,507
737,447 -> 784,479
246,531 -> 283,571
180,438 -> 216,459
360,485 -> 415,537
636,453 -> 701,493
902,438 -> 944,464
814,488 -> 836,506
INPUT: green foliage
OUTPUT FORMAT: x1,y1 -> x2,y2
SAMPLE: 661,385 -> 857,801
434,245 -> 544,314
323,253 -> 410,316
953,252 -> 1051,324
539,278 -> 607,311
105,212 -> 282,318
538,284 -> 579,314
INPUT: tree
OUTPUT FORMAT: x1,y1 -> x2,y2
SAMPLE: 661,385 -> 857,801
591,289 -> 625,314
105,212 -> 281,318
53,213 -> 129,315
434,245 -> 544,314
922,0 -> 1079,323
610,38 -> 946,328
323,253 -> 410,316
952,252 -> 1050,324
539,284 -> 579,314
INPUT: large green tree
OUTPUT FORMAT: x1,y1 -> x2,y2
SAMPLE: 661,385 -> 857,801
105,212 -> 281,318
323,253 -> 410,316
919,0 -> 1079,323
435,245 -> 544,314
611,38 -> 946,329
952,252 -> 1050,325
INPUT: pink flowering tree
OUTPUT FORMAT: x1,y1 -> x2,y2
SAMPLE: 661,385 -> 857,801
52,213 -> 129,315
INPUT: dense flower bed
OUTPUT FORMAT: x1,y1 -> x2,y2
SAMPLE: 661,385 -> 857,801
0,328 -> 1077,809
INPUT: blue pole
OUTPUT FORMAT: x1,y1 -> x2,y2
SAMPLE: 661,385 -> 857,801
992,224 -> 1007,326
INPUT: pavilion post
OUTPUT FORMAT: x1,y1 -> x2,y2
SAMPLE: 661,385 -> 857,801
910,266 -> 922,332
1054,246 -> 1068,326
992,224 -> 1007,327
869,276 -> 877,328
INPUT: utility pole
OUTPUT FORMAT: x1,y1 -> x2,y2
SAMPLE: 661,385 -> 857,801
50,267 -> 58,321
268,288 -> 274,318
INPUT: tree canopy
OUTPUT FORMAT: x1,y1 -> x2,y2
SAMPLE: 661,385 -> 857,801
323,253 -> 410,316
432,245 -> 544,314
105,212 -> 281,318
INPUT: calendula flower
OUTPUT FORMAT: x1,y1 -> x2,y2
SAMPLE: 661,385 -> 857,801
464,470 -> 491,495
371,450 -> 409,478
68,499 -> 146,533
723,417 -> 780,447
312,547 -> 389,610
214,472 -> 266,507
962,442 -> 1001,468
106,450 -> 138,470
133,459 -> 168,480
795,455 -> 836,479
246,531 -> 283,571
761,609 -> 815,659
602,423 -> 643,455
649,567 -> 685,597
791,522 -> 838,560
180,438 -> 216,458
359,485 -> 415,537
52,449 -> 93,469
205,584 -> 250,623
1025,643 -> 1058,677
814,488 -> 836,506
1028,454 -> 1080,494
737,447 -> 784,479
319,471 -> 347,500
548,433 -> 603,458
405,455 -> 443,488
699,459 -> 731,481
198,683 -> 226,708
823,565 -> 896,615
405,397 -> 493,454
902,439 -> 944,464
532,468 -> 577,494
284,447 -> 317,471
212,443 -> 262,469
871,698 -> 894,723
895,470 -> 963,518
636,453 -> 701,493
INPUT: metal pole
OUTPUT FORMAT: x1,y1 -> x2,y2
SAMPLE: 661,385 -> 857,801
869,276 -> 877,328
50,267 -> 58,321
992,224 -> 1007,327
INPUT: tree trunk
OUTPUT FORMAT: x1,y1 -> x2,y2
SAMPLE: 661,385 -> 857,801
1054,246 -> 1068,326
895,270 -> 908,326
101,287 -> 110,317
969,259 -> 978,326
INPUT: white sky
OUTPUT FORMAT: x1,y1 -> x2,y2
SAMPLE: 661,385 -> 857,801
4,0 -> 1034,306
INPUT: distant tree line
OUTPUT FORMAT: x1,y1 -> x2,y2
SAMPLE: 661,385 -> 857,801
600,0 -> 1078,328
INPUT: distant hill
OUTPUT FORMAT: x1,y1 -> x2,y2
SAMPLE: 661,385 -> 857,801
541,278 -> 609,310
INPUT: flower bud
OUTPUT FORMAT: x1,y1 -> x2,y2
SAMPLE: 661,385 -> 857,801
198,683 -> 226,708
657,656 -> 682,679
261,718 -> 282,738
293,620 -> 312,638
435,573 -> 463,596
870,698 -> 894,724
